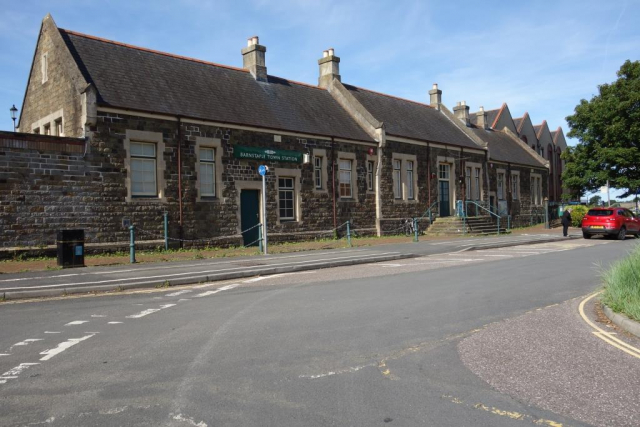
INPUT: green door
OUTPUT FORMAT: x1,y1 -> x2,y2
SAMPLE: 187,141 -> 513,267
241,190 -> 260,246
439,181 -> 450,217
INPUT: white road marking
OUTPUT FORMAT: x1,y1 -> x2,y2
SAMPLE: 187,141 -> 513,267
11,339 -> 43,348
165,289 -> 192,297
126,304 -> 176,319
299,363 -> 375,379
1,252 -> 399,291
0,353 -> 9,357
40,334 -> 95,361
91,315 -> 106,318
380,263 -> 404,267
108,321 -> 123,324
217,284 -> 239,291
194,290 -> 220,298
0,363 -> 40,384
65,320 -> 89,326
170,413 -> 208,427
480,254 -> 514,258
178,298 -> 191,301
44,331 -> 61,334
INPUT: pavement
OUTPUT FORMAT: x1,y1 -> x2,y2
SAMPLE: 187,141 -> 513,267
1,235 -> 637,426
0,229 -> 581,300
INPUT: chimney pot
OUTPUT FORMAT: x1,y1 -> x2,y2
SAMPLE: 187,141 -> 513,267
453,101 -> 471,126
318,48 -> 341,88
241,36 -> 267,82
429,83 -> 442,109
456,101 -> 461,107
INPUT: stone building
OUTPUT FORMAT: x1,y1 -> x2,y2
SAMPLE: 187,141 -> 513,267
2,14 -> 565,248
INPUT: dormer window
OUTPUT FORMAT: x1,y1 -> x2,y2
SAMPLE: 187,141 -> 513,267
41,53 -> 48,83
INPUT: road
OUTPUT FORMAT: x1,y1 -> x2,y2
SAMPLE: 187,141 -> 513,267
1,237 -> 638,426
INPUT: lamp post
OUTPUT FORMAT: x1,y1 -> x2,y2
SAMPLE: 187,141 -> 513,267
10,105 -> 18,132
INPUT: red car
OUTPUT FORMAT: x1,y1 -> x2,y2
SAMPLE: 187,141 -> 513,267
581,207 -> 640,240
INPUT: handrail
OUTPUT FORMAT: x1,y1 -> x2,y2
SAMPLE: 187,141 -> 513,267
464,200 -> 499,220
464,200 -> 501,235
417,200 -> 440,222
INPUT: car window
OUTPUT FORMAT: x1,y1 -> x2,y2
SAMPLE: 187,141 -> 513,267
617,210 -> 624,216
587,209 -> 613,216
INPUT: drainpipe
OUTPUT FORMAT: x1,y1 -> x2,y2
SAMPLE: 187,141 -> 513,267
375,129 -> 384,236
427,142 -> 431,210
177,117 -> 184,246
331,137 -> 337,233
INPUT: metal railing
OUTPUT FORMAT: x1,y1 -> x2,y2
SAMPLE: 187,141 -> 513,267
463,200 -> 502,235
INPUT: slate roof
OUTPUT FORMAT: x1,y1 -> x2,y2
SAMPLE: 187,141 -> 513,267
343,85 -> 481,149
59,29 -> 373,142
469,127 -> 545,168
513,116 -> 524,131
469,109 -> 500,129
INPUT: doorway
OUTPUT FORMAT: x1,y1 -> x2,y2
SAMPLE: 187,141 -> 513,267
240,189 -> 260,246
438,164 -> 451,217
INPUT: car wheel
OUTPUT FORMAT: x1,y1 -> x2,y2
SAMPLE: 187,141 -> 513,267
617,227 -> 626,240
582,232 -> 592,239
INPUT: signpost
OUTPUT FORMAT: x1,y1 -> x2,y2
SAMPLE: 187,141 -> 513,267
258,165 -> 268,255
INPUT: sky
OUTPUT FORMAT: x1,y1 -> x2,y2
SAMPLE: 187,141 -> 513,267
1,0 -> 638,198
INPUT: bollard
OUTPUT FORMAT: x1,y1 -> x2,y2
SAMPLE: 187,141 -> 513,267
129,225 -> 136,264
346,220 -> 352,247
163,212 -> 169,251
258,224 -> 263,253
413,217 -> 419,242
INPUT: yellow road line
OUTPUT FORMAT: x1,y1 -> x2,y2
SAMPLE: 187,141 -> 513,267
578,292 -> 640,359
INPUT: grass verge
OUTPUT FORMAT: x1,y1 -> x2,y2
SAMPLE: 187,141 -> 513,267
601,244 -> 640,322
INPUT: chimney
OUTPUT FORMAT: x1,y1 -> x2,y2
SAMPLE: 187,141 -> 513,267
318,48 -> 341,88
241,36 -> 267,82
453,101 -> 470,126
476,106 -> 488,129
429,83 -> 442,109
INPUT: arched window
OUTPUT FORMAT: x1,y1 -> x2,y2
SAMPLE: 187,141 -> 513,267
548,144 -> 555,201
521,135 -> 528,144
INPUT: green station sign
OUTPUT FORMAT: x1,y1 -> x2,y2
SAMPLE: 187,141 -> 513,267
234,145 -> 302,163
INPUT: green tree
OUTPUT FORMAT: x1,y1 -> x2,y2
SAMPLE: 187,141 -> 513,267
589,195 -> 602,206
563,60 -> 640,198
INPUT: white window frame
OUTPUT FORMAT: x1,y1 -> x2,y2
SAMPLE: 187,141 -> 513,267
339,159 -> 353,199
43,123 -> 51,135
511,171 -> 520,200
54,118 -> 63,136
278,177 -> 295,221
465,167 -> 471,200
406,160 -> 414,200
531,173 -> 542,206
474,168 -> 481,200
312,148 -> 328,194
497,170 -> 506,200
393,159 -> 402,199
367,160 -> 374,192
314,156 -> 323,190
130,141 -> 157,197
125,130 -> 166,202
199,147 -> 216,197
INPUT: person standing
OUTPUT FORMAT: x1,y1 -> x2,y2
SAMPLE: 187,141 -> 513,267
561,208 -> 572,237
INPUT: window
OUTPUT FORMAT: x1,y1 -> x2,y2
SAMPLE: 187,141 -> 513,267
339,159 -> 352,198
406,161 -> 414,200
531,175 -> 542,205
474,168 -> 481,200
41,53 -> 48,84
199,147 -> 216,197
130,142 -> 157,196
367,161 -> 374,192
33,127 -> 40,134
314,156 -> 323,190
465,167 -> 471,200
278,177 -> 295,220
497,172 -> 505,200
439,164 -> 450,180
55,119 -> 63,136
511,173 -> 519,200
536,177 -> 541,204
43,124 -> 51,135
393,159 -> 402,199
540,147 -> 544,158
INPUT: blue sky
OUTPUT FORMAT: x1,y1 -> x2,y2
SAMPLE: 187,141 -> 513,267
1,0 -> 639,198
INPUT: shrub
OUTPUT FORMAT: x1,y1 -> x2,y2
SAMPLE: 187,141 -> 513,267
568,205 -> 589,227
601,245 -> 640,322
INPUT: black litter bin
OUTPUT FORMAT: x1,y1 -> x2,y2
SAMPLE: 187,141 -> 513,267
56,229 -> 85,268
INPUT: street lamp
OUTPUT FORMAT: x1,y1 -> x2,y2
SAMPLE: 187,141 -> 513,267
10,104 -> 18,132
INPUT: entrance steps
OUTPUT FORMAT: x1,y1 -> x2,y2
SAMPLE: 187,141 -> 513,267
425,216 -> 508,236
